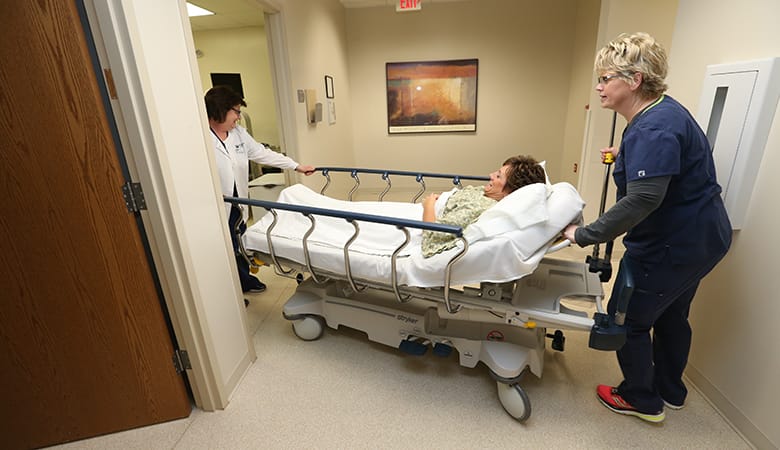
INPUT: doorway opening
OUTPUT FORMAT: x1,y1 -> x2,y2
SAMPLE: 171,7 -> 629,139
188,1 -> 292,224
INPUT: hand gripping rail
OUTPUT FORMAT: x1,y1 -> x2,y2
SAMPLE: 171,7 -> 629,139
316,166 -> 489,202
224,195 -> 469,313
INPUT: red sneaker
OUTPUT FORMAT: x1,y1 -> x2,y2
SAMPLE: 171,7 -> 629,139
596,385 -> 665,423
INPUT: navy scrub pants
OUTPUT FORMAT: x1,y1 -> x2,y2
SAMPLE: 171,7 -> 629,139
228,204 -> 262,292
608,251 -> 725,413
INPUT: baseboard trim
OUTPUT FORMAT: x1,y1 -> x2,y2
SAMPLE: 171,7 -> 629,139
686,365 -> 773,449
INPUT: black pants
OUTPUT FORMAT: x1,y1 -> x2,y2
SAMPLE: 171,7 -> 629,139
609,251 -> 726,413
228,205 -> 262,292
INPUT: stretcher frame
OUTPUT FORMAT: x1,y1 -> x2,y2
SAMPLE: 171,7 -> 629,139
225,167 -> 607,422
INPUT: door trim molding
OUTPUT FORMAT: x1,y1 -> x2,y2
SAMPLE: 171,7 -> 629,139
263,4 -> 301,188
82,0 -> 257,410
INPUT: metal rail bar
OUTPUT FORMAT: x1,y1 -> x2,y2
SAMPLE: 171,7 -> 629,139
224,195 -> 468,313
302,214 -> 326,284
224,196 -> 464,236
265,210 -> 296,278
316,167 -> 489,202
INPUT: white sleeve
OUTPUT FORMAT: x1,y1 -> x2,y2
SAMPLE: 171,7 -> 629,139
239,126 -> 299,170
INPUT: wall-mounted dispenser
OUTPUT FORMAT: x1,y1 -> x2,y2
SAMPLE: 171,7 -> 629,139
696,57 -> 780,229
304,89 -> 322,124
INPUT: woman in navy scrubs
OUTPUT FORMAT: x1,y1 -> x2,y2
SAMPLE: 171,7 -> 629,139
563,32 -> 732,423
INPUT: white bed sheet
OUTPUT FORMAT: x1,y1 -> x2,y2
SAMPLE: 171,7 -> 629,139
243,183 -> 584,287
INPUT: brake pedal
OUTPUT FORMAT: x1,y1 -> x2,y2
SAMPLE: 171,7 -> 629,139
399,339 -> 428,356
432,343 -> 453,357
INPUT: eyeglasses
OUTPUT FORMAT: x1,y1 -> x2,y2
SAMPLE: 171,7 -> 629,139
230,107 -> 242,116
597,74 -> 621,85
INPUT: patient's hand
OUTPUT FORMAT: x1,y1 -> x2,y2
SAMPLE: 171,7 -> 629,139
422,193 -> 439,222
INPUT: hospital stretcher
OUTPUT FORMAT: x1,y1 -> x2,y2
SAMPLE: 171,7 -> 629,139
225,167 -> 628,422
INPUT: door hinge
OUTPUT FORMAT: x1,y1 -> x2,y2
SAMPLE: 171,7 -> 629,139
122,181 -> 147,212
173,349 -> 192,373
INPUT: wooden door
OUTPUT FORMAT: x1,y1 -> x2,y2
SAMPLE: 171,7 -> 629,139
0,1 -> 191,448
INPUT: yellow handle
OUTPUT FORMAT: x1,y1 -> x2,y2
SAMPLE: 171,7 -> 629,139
604,152 -> 615,164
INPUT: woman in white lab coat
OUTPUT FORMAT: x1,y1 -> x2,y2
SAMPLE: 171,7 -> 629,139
206,86 -> 314,295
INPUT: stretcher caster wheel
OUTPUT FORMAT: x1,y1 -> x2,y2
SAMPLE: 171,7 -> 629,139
291,315 -> 324,341
496,381 -> 531,422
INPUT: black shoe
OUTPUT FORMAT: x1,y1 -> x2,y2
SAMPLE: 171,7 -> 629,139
243,281 -> 267,293
244,298 -> 250,307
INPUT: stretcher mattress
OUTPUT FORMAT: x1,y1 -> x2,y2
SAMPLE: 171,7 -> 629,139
243,183 -> 584,287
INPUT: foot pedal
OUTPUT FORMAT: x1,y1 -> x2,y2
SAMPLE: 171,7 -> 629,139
432,343 -> 453,357
589,312 -> 627,351
399,339 -> 428,356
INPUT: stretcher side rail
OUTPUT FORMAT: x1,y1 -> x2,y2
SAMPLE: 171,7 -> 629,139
224,195 -> 468,313
316,166 -> 490,202
246,249 -> 598,333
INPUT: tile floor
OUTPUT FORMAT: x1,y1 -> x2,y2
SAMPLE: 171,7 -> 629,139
54,247 -> 751,449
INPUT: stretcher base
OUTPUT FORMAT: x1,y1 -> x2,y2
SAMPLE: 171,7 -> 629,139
281,257 -> 605,422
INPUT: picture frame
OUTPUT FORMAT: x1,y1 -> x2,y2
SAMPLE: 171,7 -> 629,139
324,75 -> 334,99
386,59 -> 478,134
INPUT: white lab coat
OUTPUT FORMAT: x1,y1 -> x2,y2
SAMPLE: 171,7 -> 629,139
212,125 -> 298,220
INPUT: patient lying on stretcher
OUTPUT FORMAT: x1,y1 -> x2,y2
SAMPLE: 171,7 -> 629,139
244,163 -> 584,287
421,155 -> 547,257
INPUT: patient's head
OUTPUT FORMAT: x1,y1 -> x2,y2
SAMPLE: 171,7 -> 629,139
484,155 -> 546,200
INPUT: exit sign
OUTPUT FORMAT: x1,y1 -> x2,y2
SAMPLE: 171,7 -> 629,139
396,0 -> 421,12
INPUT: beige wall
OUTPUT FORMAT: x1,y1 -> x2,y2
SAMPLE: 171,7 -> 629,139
274,0 -> 355,196
192,26 -> 280,147
667,1 -> 780,448
559,0 -> 602,187
344,0 -> 592,192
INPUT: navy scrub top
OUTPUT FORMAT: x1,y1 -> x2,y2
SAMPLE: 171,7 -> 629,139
613,95 -> 731,265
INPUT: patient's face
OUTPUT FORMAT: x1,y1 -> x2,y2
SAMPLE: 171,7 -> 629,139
484,165 -> 509,200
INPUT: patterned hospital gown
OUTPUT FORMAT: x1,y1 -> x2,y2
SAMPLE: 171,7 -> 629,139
421,185 -> 496,258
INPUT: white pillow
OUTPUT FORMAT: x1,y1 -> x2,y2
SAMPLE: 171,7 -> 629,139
464,183 -> 549,243
464,182 -> 584,259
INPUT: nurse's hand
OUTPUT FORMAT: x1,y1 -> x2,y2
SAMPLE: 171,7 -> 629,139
295,165 -> 316,175
600,146 -> 618,163
563,224 -> 578,244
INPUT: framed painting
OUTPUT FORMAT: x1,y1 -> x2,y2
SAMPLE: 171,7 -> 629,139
386,59 -> 478,133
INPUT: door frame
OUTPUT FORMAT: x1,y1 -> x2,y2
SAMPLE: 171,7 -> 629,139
81,0 -> 266,410
263,2 -> 301,188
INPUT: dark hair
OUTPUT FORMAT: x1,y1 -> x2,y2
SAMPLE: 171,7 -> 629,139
205,86 -> 247,122
503,155 -> 546,193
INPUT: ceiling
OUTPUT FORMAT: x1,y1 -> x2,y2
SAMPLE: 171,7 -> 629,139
188,0 -> 469,31
340,0 -> 468,7
188,0 -> 265,31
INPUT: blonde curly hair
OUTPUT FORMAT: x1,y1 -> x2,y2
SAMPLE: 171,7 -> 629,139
594,32 -> 668,99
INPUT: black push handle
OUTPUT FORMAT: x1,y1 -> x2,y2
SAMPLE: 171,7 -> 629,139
587,111 -> 617,282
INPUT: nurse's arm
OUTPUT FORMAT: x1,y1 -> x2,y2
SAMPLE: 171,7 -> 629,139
574,175 -> 670,246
